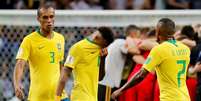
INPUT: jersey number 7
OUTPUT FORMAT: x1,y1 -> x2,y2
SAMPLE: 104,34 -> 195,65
177,60 -> 186,87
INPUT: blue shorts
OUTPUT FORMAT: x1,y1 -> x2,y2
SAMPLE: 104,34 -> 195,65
61,98 -> 70,101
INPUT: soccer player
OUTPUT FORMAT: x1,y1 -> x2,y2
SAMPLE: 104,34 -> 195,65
124,29 -> 158,101
56,27 -> 114,101
13,4 -> 68,101
98,25 -> 141,101
111,18 -> 191,101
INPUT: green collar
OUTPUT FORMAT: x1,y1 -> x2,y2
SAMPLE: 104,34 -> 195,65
37,29 -> 54,38
86,37 -> 96,44
167,39 -> 177,47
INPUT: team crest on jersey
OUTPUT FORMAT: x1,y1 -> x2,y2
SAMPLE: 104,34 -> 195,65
57,43 -> 61,51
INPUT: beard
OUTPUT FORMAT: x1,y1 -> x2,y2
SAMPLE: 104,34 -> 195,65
44,27 -> 53,33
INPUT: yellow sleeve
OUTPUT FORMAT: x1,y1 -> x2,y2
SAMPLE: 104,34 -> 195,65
143,46 -> 162,72
64,44 -> 80,69
16,37 -> 31,61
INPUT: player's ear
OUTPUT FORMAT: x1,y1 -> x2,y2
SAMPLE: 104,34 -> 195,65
94,31 -> 100,40
37,13 -> 41,22
94,34 -> 99,40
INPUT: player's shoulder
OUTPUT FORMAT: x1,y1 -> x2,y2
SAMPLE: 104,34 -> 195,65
69,39 -> 85,51
177,41 -> 191,51
22,31 -> 38,41
53,31 -> 64,39
151,43 -> 161,51
73,39 -> 85,47
177,41 -> 189,48
158,40 -> 177,49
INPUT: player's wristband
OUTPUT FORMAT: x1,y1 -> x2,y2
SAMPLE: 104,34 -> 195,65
55,95 -> 61,101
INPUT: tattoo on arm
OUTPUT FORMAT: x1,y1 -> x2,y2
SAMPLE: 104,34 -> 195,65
120,68 -> 149,92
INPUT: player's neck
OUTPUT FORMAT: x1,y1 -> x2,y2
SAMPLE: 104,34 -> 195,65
40,29 -> 53,39
88,34 -> 95,42
159,37 -> 175,43
87,34 -> 99,45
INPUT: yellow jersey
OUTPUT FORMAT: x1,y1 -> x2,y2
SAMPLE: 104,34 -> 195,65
143,40 -> 191,101
16,30 -> 67,101
64,38 -> 101,101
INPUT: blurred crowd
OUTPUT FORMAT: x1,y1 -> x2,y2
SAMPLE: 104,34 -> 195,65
1,0 -> 201,9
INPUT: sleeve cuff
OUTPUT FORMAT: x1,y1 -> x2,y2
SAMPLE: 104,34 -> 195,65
64,64 -> 74,69
16,57 -> 28,61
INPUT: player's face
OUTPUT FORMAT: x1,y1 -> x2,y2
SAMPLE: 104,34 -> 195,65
96,31 -> 108,48
129,30 -> 140,38
38,7 -> 55,32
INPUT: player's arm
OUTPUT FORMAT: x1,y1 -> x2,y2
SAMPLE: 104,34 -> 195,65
13,37 -> 30,100
133,41 -> 157,64
189,54 -> 201,74
138,40 -> 158,51
99,48 -> 107,81
112,46 -> 161,100
99,56 -> 106,81
181,39 -> 196,49
13,59 -> 26,100
111,68 -> 149,99
122,42 -> 140,55
189,62 -> 201,74
132,55 -> 146,64
127,47 -> 141,55
56,44 -> 79,100
56,67 -> 72,100
60,61 -> 64,72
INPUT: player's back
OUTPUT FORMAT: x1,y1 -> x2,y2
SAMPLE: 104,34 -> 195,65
155,40 -> 190,101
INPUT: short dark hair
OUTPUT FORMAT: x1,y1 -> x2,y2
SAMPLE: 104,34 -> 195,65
125,25 -> 140,36
37,3 -> 55,17
181,25 -> 195,40
98,27 -> 114,45
158,18 -> 175,37
146,29 -> 156,37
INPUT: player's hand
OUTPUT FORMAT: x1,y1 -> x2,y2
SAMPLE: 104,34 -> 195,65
188,67 -> 195,75
111,89 -> 122,100
14,83 -> 25,100
100,48 -> 108,57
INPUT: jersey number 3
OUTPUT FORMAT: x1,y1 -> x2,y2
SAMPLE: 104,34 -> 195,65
177,60 -> 186,87
50,52 -> 55,63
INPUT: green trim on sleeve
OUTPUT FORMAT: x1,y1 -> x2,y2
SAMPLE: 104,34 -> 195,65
144,57 -> 151,64
143,66 -> 152,72
98,56 -> 100,67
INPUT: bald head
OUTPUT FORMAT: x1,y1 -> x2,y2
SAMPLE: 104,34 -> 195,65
157,18 -> 175,38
